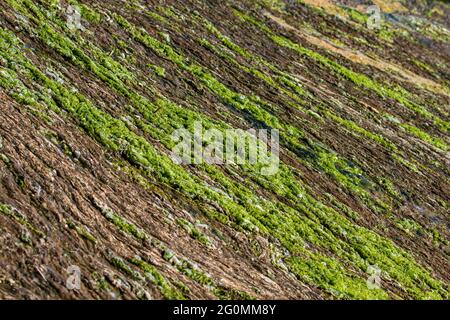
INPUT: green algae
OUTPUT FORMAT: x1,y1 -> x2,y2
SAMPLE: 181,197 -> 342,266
0,22 -> 444,301
147,63 -> 166,77
112,12 -> 386,210
129,257 -> 186,300
67,220 -> 97,243
395,218 -> 422,236
345,7 -> 368,25
99,206 -> 146,241
233,9 -> 450,134
400,123 -> 448,151
176,218 -> 210,246
195,16 -> 426,195
0,1 -> 448,299
0,203 -> 46,238
161,249 -> 255,300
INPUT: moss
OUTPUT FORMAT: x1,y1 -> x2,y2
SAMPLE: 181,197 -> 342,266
0,153 -> 11,167
3,1 -> 414,215
323,193 -> 359,221
378,177 -> 401,201
93,273 -> 111,292
79,4 -> 101,24
178,260 -> 213,286
0,42 -> 424,300
199,16 -> 308,98
345,8 -> 368,25
160,247 -> 253,299
392,153 -> 420,173
1,30 -> 441,300
411,59 -> 435,74
286,253 -> 388,299
213,287 -> 256,300
113,12 -> 384,212
66,0 -> 101,24
147,63 -> 166,77
146,11 -> 168,25
377,27 -> 395,43
1,3 -> 447,299
0,203 -> 46,238
400,123 -> 448,151
430,228 -> 449,247
176,218 -> 210,246
67,220 -> 97,243
256,0 -> 286,12
100,207 -> 147,241
155,5 -> 177,19
42,130 -> 75,158
0,66 -> 59,119
195,16 -> 420,204
321,107 -> 397,151
234,9 -> 450,134
196,37 -> 306,108
395,218 -> 422,236
174,280 -> 191,294
109,255 -> 141,278
129,257 -> 185,300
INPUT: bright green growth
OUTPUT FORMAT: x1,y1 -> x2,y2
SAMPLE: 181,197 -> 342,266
286,253 -> 387,299
199,18 -> 421,177
112,12 -> 383,208
395,218 -> 422,236
199,17 -> 308,98
109,255 -> 141,278
147,63 -> 166,77
15,0 -> 381,231
400,123 -> 448,151
345,7 -> 368,25
1,3 -> 448,299
162,250 -> 254,300
67,0 -> 102,24
176,218 -> 210,246
430,228 -> 450,247
378,177 -> 401,201
411,59 -> 435,74
155,5 -> 177,19
0,203 -> 46,238
146,11 -> 168,25
101,207 -> 147,241
321,108 -> 397,151
129,257 -> 186,300
67,219 -> 97,243
234,9 -> 450,134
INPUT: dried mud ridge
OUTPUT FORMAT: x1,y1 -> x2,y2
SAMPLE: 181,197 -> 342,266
0,0 -> 449,300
